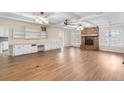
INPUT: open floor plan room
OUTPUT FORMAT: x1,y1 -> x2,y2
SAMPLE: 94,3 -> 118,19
0,47 -> 124,80
0,12 -> 124,80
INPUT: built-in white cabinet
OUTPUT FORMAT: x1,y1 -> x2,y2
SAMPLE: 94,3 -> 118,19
25,28 -> 47,39
23,44 -> 37,54
13,45 -> 24,56
9,39 -> 63,56
41,31 -> 48,39
23,45 -> 31,54
12,44 -> 38,56
25,28 -> 41,39
2,41 -> 8,50
44,43 -> 50,51
0,41 -> 8,54
13,29 -> 25,39
13,28 -> 48,40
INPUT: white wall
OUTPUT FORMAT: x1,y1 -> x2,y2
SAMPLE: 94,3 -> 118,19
47,27 -> 62,41
47,27 -> 71,47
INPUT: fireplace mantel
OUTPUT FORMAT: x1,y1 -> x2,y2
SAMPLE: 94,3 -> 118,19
80,27 -> 99,50
81,34 -> 98,37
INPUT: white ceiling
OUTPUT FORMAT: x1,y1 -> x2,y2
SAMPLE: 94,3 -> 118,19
0,12 -> 124,28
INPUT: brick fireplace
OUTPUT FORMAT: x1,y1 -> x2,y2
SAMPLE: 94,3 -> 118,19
80,26 -> 99,50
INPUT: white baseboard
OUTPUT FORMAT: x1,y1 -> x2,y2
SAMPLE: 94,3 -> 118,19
100,46 -> 124,53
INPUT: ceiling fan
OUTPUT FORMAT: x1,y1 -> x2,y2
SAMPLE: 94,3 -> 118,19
64,19 -> 76,26
64,18 -> 84,30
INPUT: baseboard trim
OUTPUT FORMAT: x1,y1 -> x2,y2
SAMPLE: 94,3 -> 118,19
100,46 -> 124,53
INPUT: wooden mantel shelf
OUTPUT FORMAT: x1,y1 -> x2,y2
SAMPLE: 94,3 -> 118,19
81,34 -> 98,37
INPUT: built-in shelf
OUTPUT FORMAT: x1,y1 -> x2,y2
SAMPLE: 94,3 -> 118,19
13,29 -> 25,39
25,28 -> 41,39
13,28 -> 48,40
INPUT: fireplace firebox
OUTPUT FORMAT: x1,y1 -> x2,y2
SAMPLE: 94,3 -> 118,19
85,37 -> 94,45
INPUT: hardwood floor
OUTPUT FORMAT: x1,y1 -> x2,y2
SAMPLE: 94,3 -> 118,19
0,47 -> 124,81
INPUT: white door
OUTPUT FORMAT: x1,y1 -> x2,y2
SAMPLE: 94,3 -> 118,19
59,31 -> 64,51
71,30 -> 81,47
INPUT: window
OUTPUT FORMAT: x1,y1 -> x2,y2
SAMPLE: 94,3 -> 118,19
99,28 -> 123,48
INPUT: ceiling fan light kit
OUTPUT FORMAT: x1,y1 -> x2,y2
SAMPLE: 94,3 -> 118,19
34,12 -> 49,24
77,24 -> 84,31
77,26 -> 84,31
64,18 -> 84,31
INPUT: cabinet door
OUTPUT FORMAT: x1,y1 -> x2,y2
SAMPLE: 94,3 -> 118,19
44,44 -> 50,51
31,46 -> 37,53
14,45 -> 24,56
2,41 -> 8,50
71,31 -> 81,47
23,45 -> 31,54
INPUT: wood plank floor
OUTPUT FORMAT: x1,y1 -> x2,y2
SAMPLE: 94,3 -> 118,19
0,47 -> 124,81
